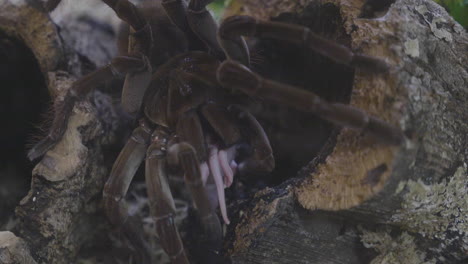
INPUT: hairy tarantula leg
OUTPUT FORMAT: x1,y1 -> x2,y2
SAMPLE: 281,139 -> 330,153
218,61 -> 405,145
102,0 -> 153,55
27,55 -> 148,161
168,143 -> 223,258
76,55 -> 149,97
161,0 -> 207,50
186,0 -> 223,56
219,15 -> 389,73
161,0 -> 191,32
186,0 -> 250,64
102,0 -> 146,30
176,111 -> 209,163
103,120 -> 152,263
146,130 -> 189,264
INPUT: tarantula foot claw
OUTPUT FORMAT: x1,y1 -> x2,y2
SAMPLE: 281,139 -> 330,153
350,54 -> 390,73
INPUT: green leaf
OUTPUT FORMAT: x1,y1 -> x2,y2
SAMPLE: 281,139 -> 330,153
433,0 -> 468,28
208,0 -> 230,21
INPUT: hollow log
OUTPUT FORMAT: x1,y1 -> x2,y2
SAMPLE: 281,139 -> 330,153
223,0 -> 468,263
0,0 -> 466,263
0,0 -> 122,263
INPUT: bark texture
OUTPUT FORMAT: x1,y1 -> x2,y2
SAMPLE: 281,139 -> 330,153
223,0 -> 468,263
0,0 -> 121,263
0,232 -> 37,264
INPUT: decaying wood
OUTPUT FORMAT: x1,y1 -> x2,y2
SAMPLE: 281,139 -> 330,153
0,0 -> 62,89
224,0 -> 468,263
0,0 -> 122,263
0,232 -> 37,264
0,0 -> 466,263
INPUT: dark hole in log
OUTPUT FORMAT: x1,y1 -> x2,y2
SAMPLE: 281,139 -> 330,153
209,3 -> 355,262
359,0 -> 396,18
0,32 -> 49,228
246,2 -> 354,185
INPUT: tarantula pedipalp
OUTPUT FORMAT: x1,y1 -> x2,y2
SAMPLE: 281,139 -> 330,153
29,0 -> 404,263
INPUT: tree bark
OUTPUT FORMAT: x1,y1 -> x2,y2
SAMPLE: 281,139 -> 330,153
224,0 -> 468,263
0,0 -> 122,263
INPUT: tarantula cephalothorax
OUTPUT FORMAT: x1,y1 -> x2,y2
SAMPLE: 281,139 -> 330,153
29,0 -> 404,263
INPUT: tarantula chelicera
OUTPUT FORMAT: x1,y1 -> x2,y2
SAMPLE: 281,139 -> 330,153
29,0 -> 404,263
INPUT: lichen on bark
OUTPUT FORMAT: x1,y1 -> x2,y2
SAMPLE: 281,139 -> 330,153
361,230 -> 437,264
391,164 -> 468,254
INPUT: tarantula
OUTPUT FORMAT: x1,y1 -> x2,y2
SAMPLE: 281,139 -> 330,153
29,0 -> 404,263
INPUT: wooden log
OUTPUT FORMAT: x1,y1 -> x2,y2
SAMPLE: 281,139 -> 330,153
0,0 -> 466,263
223,0 -> 468,263
0,232 -> 37,264
0,0 -> 123,263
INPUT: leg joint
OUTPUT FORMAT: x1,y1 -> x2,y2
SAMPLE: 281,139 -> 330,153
146,129 -> 170,158
130,123 -> 152,144
102,185 -> 124,202
131,22 -> 153,42
146,146 -> 166,159
130,131 -> 150,144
